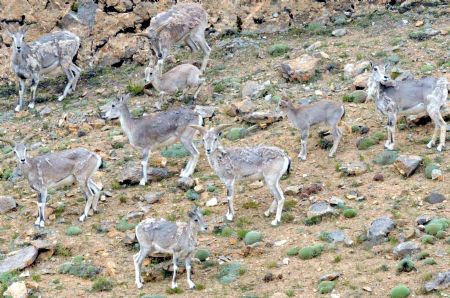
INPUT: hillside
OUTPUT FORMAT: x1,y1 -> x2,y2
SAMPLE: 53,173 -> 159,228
0,1 -> 449,297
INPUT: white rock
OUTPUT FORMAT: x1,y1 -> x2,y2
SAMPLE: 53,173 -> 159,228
206,197 -> 218,207
282,257 -> 289,265
274,240 -> 287,247
4,281 -> 27,298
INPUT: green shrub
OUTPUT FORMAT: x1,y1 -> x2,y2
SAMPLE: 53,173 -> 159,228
166,287 -> 184,294
421,235 -> 436,244
424,163 -> 440,179
131,107 -> 145,118
423,258 -> 436,265
195,249 -> 211,262
186,189 -> 199,201
66,226 -> 82,236
420,64 -> 435,73
244,231 -> 262,245
55,244 -> 72,256
397,258 -> 415,272
0,271 -> 19,296
242,200 -> 259,209
126,82 -> 144,96
116,219 -> 136,232
286,247 -> 300,256
299,244 -> 323,260
92,277 -> 113,292
319,232 -> 333,243
217,262 -> 244,284
357,137 -> 377,150
161,144 -> 190,158
318,281 -> 335,294
409,30 -> 428,41
226,127 -> 246,141
343,208 -> 357,218
268,44 -> 291,57
237,229 -> 248,240
59,257 -> 100,279
304,23 -> 331,35
304,216 -> 322,226
390,284 -> 410,298
207,185 -> 216,192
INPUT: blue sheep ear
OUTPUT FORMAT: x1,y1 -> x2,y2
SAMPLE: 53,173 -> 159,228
369,61 -> 374,69
218,132 -> 223,137
384,63 -> 390,70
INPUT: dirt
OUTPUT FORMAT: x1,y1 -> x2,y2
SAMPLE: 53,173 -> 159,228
0,4 -> 449,298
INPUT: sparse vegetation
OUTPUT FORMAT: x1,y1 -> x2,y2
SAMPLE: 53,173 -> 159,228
126,82 -> 145,96
92,277 -> 113,292
59,256 -> 100,279
268,44 -> 291,57
65,226 -> 82,236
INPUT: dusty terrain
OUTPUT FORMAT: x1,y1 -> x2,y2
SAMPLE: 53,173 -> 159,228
0,2 -> 449,298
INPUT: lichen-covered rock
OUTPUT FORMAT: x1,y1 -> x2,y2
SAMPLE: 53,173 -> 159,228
425,270 -> 450,292
307,201 -> 337,218
393,241 -> 420,259
339,162 -> 368,176
394,155 -> 422,177
367,216 -> 395,242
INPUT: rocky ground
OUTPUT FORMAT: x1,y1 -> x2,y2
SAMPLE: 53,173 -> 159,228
0,1 -> 449,298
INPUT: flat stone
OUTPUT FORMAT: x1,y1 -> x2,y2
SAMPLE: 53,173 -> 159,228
4,281 -> 27,298
394,155 -> 422,177
319,272 -> 341,281
39,106 -> 52,117
0,196 -> 17,214
206,197 -> 218,207
416,215 -> 434,226
307,201 -> 337,218
30,239 -> 56,251
327,230 -> 353,246
367,217 -> 395,242
393,241 -> 420,259
143,192 -> 164,204
238,111 -> 284,125
425,270 -> 450,292
119,167 -> 170,185
328,196 -> 345,206
332,28 -> 347,37
125,211 -> 144,221
424,192 -> 446,204
340,162 -> 368,176
0,246 -> 38,274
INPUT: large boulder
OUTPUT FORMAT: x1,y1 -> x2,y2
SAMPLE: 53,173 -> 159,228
425,270 -> 450,292
0,246 -> 38,274
281,54 -> 320,82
